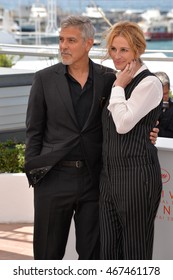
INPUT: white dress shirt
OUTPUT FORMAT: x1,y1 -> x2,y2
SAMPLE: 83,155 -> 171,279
107,64 -> 163,134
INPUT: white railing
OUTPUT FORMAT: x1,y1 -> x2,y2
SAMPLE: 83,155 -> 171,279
1,43 -> 173,61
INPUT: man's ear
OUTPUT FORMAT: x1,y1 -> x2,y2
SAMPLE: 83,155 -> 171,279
86,38 -> 94,51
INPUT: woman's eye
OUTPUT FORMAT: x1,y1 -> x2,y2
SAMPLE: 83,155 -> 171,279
121,48 -> 128,52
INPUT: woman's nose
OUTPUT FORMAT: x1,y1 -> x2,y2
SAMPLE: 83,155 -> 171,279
112,51 -> 121,59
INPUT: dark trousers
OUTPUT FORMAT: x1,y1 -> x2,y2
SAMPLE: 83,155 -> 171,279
99,165 -> 162,260
33,164 -> 100,260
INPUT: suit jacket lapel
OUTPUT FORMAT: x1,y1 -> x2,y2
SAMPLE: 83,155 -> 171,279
82,62 -> 105,131
53,65 -> 78,125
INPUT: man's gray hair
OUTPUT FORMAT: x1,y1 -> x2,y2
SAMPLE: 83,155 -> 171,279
60,15 -> 95,40
155,71 -> 170,89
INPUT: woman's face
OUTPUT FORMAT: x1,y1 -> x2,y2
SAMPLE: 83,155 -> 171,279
109,35 -> 137,71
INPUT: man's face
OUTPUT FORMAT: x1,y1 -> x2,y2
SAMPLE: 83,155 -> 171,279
59,26 -> 93,65
163,84 -> 170,102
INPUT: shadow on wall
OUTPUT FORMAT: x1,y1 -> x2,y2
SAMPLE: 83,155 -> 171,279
0,68 -> 34,142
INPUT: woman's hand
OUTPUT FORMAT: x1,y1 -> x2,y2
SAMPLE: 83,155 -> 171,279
113,60 -> 137,88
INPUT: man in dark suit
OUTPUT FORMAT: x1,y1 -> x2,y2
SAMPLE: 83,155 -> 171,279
155,71 -> 173,138
25,15 -> 158,260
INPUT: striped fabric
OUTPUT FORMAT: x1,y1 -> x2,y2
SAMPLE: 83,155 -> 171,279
100,70 -> 162,260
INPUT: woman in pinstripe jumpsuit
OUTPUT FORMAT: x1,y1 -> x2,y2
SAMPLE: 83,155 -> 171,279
100,21 -> 163,260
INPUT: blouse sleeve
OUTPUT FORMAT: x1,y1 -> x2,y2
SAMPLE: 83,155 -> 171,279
107,76 -> 163,134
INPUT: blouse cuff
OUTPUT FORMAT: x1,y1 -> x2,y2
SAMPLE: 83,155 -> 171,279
110,86 -> 125,100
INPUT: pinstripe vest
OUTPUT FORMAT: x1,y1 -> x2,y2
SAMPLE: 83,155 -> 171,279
102,69 -> 162,168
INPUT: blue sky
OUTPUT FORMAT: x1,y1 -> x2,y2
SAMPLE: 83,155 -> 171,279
0,0 -> 172,12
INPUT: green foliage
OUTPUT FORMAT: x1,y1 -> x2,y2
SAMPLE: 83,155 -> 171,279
0,54 -> 15,67
0,140 -> 25,173
0,54 -> 23,68
169,90 -> 173,99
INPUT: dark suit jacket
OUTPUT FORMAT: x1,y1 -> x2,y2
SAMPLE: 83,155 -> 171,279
25,60 -> 115,186
158,98 -> 173,138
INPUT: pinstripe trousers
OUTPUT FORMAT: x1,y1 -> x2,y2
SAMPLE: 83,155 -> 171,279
99,162 -> 162,260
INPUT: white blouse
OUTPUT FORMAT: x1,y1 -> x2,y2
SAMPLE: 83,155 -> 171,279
107,64 -> 163,134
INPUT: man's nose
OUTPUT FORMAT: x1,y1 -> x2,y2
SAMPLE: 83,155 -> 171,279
60,40 -> 68,48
